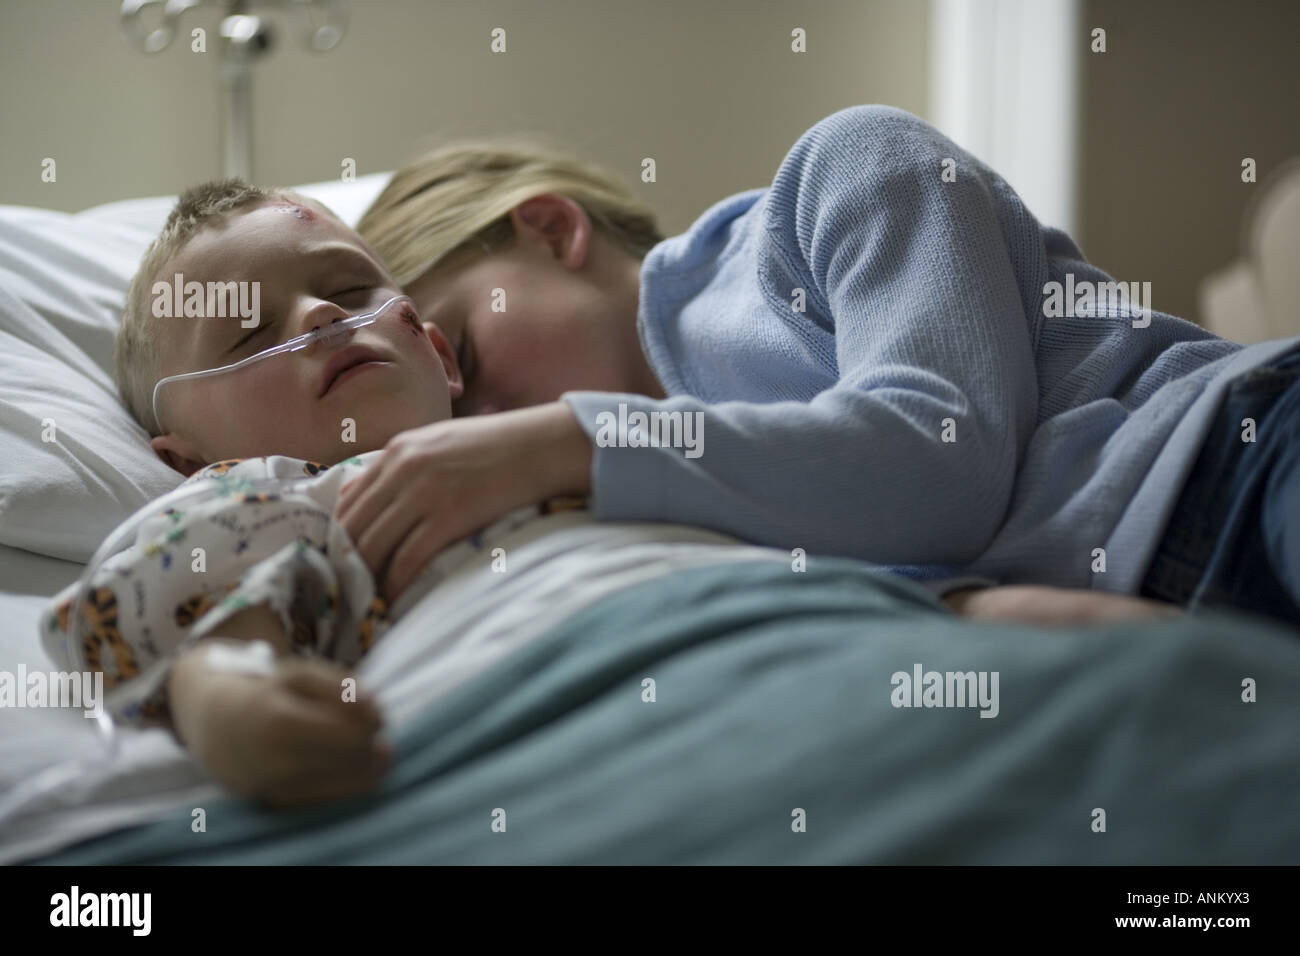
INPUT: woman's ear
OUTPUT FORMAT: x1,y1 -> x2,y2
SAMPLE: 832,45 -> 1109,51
422,321 -> 464,399
509,193 -> 592,270
150,433 -> 208,477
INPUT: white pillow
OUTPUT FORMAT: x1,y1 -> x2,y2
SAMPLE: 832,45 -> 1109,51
0,173 -> 393,563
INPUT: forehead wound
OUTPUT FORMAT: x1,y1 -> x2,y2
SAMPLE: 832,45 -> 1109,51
267,201 -> 318,223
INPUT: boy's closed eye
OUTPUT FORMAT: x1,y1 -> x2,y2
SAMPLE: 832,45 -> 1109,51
231,322 -> 272,353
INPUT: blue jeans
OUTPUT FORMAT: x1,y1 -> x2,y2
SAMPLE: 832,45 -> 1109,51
1139,346 -> 1300,627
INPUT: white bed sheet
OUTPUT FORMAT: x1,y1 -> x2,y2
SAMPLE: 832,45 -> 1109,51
0,541 -> 82,598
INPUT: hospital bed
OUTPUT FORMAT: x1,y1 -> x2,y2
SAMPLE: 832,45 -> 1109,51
2,175 -> 1299,865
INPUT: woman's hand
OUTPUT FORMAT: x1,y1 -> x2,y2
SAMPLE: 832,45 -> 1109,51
334,401 -> 593,603
942,584 -> 1182,627
170,641 -> 391,809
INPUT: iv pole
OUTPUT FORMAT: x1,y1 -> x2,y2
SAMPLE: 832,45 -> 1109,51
120,0 -> 348,181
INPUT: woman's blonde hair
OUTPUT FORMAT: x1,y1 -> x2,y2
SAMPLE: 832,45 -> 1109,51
357,135 -> 664,287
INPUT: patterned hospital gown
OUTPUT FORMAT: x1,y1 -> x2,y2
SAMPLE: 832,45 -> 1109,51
39,453 -> 587,731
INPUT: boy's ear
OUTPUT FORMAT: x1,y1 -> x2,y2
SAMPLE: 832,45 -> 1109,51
422,321 -> 464,399
150,433 -> 208,477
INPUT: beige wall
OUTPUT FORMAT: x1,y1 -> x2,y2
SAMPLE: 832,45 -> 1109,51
0,0 -> 930,236
6,2 -> 1299,327
1079,0 -> 1300,324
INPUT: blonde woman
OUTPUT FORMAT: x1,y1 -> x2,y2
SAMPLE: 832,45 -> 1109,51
337,105 -> 1299,628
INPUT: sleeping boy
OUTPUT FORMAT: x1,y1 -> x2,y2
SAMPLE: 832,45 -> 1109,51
40,180 -> 1177,811
40,180 -> 472,808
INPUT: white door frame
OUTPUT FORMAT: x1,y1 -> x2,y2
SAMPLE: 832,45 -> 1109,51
928,0 -> 1083,241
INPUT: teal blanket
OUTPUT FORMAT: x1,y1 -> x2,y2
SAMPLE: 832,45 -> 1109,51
38,558 -> 1300,864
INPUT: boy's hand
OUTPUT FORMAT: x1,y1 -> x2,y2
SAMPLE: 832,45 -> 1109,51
942,584 -> 1182,626
171,642 -> 391,809
334,401 -> 592,603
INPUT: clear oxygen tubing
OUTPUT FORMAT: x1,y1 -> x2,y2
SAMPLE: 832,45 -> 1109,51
150,294 -> 414,434
0,470 -> 327,825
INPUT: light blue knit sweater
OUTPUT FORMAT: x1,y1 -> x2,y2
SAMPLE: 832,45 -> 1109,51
560,105 -> 1300,593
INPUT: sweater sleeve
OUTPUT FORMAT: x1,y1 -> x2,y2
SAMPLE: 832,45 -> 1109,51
561,105 -> 1039,565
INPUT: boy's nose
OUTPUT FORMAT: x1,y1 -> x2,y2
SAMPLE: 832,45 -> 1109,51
300,302 -> 351,337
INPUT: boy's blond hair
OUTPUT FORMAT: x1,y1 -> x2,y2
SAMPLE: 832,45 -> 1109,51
356,134 -> 663,289
116,179 -> 334,437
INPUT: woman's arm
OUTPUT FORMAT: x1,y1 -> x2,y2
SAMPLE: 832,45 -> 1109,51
561,105 -> 1040,565
335,107 -> 1044,594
